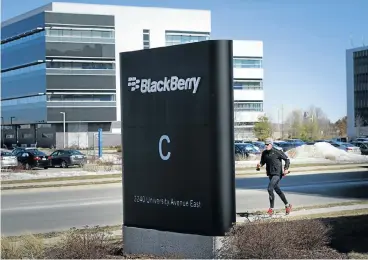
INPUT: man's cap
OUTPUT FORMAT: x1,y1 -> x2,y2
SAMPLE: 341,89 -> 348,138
265,138 -> 273,145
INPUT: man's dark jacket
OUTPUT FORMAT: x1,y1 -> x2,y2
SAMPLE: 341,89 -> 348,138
260,147 -> 290,176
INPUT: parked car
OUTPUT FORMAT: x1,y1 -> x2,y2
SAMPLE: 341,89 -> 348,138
0,149 -> 18,168
15,150 -> 50,170
274,141 -> 294,152
284,139 -> 305,147
11,147 -> 40,156
329,142 -> 361,154
350,141 -> 368,155
235,143 -> 260,156
48,149 -> 87,168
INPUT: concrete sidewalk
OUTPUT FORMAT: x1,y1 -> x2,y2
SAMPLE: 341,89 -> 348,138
235,203 -> 368,222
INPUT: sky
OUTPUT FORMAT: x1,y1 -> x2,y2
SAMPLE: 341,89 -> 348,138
2,0 -> 368,123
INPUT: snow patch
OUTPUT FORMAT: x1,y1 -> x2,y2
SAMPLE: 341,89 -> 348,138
287,142 -> 368,163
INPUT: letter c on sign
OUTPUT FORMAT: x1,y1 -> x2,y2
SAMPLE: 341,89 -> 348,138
159,135 -> 171,161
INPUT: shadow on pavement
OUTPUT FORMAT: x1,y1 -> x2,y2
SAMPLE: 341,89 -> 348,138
235,170 -> 368,200
322,214 -> 368,254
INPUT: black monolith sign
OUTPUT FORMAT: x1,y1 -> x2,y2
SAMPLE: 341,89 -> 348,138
120,40 -> 235,236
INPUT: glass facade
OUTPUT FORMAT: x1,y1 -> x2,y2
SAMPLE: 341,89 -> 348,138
234,101 -> 263,112
165,31 -> 210,46
143,29 -> 150,49
1,63 -> 46,99
353,49 -> 368,126
1,95 -> 47,124
234,80 -> 263,90
1,31 -> 46,70
233,58 -> 263,68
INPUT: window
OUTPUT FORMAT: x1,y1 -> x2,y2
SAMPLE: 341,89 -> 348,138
233,58 -> 263,68
45,28 -> 114,39
47,94 -> 116,102
143,29 -> 150,49
234,101 -> 263,112
165,31 -> 210,46
22,133 -> 32,138
19,124 -> 31,129
37,124 -> 52,128
5,134 -> 14,139
46,61 -> 114,70
234,80 -> 263,90
42,133 -> 53,138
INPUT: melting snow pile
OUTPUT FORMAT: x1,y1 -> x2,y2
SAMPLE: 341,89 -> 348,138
287,142 -> 368,163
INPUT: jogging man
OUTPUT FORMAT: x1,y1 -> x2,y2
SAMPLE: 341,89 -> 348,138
257,138 -> 292,215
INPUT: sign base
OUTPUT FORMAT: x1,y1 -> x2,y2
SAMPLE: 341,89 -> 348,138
123,225 -> 223,259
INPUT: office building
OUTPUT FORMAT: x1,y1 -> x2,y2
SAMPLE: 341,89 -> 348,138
232,40 -> 264,140
1,2 -> 264,148
346,46 -> 368,138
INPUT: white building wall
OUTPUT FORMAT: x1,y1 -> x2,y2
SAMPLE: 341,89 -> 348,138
51,2 -> 211,121
232,40 -> 264,140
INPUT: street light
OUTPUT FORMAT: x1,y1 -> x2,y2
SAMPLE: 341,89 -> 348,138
60,112 -> 66,148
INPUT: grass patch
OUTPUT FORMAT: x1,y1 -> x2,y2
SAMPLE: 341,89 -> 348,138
3,214 -> 368,259
1,173 -> 122,185
1,179 -> 121,190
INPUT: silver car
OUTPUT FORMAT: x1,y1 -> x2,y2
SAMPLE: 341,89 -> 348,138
1,150 -> 18,168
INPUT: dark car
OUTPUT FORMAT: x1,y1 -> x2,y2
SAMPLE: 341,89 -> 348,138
11,147 -> 40,155
350,141 -> 368,155
274,141 -> 294,152
49,149 -> 87,168
15,150 -> 50,170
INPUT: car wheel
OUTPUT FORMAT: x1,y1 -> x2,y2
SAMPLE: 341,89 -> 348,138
44,167 -> 48,169
61,160 -> 68,168
24,163 -> 30,170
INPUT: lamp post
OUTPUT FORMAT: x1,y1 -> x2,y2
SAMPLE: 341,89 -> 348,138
60,112 -> 66,148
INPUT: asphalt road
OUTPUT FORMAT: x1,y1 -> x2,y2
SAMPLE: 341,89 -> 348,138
2,170 -> 368,236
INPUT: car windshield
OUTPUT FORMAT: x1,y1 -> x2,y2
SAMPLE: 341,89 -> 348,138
1,151 -> 12,156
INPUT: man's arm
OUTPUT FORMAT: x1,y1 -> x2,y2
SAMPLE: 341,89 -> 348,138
258,151 -> 265,167
276,150 -> 290,170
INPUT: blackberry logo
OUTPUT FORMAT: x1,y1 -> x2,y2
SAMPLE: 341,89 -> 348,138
128,76 -> 201,94
128,77 -> 141,92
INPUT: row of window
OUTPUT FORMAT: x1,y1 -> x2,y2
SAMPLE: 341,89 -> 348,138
47,94 -> 116,102
1,95 -> 46,107
46,28 -> 115,39
165,31 -> 210,46
234,81 -> 263,90
46,61 -> 115,70
1,60 -> 115,77
1,124 -> 52,130
1,30 -> 45,50
143,29 -> 150,49
233,58 -> 263,69
4,133 -> 53,139
234,102 -> 263,112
